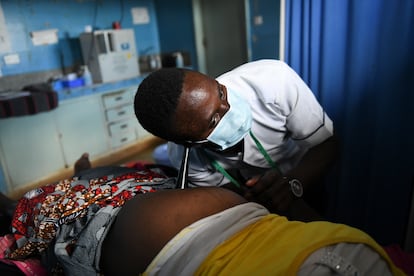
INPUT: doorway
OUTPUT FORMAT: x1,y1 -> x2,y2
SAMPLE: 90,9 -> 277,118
192,0 -> 248,78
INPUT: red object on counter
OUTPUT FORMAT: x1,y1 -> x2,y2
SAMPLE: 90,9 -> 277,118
112,21 -> 121,29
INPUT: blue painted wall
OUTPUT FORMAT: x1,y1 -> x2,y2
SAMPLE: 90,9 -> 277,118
247,0 -> 280,60
0,0 -> 160,76
0,0 -> 280,79
153,0 -> 280,70
285,0 -> 414,246
154,0 -> 198,69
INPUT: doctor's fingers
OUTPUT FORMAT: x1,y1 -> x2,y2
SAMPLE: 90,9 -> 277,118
267,180 -> 291,202
249,180 -> 288,207
244,182 -> 269,202
244,170 -> 285,200
246,169 -> 282,194
248,185 -> 291,213
269,190 -> 292,213
245,175 -> 261,187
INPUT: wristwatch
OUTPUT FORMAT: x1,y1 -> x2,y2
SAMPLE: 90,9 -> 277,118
288,178 -> 303,198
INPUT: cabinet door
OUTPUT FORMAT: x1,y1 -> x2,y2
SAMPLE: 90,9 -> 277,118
0,112 -> 65,192
54,94 -> 109,166
127,86 -> 151,139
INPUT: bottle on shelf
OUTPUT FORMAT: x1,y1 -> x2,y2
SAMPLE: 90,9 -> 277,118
174,52 -> 184,68
82,65 -> 93,86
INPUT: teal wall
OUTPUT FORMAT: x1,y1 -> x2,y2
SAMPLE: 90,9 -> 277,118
0,0 -> 160,76
0,0 -> 280,79
247,0 -> 280,60
153,0 -> 280,69
154,0 -> 198,69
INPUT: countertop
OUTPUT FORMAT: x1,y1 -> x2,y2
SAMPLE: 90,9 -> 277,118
56,75 -> 146,101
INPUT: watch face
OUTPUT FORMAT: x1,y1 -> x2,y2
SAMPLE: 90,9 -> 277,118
289,179 -> 303,198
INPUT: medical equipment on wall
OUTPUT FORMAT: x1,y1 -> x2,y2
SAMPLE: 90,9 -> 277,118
79,29 -> 140,83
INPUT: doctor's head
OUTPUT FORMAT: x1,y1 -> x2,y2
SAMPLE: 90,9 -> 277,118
134,68 -> 252,150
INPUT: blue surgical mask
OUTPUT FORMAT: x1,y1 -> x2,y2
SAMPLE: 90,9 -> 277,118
207,88 -> 252,150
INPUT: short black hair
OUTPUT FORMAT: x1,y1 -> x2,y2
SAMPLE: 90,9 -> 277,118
134,68 -> 187,142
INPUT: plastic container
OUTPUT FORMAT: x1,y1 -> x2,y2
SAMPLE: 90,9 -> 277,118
51,79 -> 64,91
82,65 -> 93,86
62,78 -> 84,88
174,52 -> 184,68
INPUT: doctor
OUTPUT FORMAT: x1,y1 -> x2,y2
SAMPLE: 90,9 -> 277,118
134,59 -> 338,220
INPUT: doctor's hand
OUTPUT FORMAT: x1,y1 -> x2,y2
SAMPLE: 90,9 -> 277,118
243,169 -> 294,213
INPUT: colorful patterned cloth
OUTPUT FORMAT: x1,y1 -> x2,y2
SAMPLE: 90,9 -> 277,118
4,169 -> 169,261
0,234 -> 47,275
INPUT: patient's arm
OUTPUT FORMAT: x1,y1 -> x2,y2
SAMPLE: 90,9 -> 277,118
100,187 -> 247,275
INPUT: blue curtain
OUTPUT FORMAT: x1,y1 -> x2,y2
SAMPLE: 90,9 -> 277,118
285,0 -> 414,245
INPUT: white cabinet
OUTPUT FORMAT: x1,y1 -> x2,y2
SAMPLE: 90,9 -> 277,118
127,88 -> 151,139
102,86 -> 150,149
54,94 -> 109,167
0,112 -> 66,191
0,84 -> 151,195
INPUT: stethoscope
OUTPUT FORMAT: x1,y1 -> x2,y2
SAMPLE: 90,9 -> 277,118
176,145 -> 191,189
175,131 -> 282,190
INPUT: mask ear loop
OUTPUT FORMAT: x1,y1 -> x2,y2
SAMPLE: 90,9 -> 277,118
176,145 -> 191,189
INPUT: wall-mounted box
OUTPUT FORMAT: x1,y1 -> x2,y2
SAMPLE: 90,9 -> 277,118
79,29 -> 140,84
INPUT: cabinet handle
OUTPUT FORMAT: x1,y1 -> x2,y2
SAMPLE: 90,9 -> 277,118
121,137 -> 128,142
115,96 -> 123,101
121,124 -> 128,129
117,111 -> 126,116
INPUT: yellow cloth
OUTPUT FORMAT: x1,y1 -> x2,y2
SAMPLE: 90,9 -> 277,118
195,214 -> 405,275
